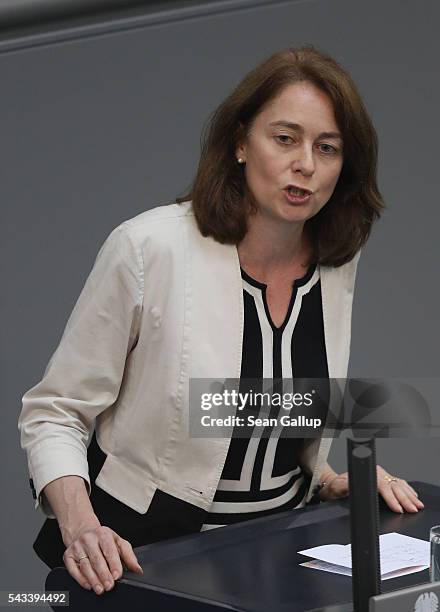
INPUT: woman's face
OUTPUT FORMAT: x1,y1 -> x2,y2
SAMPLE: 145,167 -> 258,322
236,80 -> 344,225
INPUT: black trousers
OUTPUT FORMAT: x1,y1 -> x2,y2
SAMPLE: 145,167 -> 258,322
33,432 -> 206,569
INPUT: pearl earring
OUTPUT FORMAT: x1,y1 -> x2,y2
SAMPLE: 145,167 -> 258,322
237,157 -> 245,164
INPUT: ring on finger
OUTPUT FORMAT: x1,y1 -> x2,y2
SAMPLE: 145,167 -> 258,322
384,475 -> 399,484
76,554 -> 90,565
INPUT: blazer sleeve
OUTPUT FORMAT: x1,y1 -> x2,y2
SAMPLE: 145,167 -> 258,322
18,222 -> 143,517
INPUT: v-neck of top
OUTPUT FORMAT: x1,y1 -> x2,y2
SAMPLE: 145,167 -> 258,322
240,263 -> 318,332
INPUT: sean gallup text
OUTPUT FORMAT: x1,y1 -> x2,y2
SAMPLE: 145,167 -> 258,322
200,414 -> 322,428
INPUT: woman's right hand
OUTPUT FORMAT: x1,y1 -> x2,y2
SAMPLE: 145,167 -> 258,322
62,518 -> 143,595
41,476 -> 143,594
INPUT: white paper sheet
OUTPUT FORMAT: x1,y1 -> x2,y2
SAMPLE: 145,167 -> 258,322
299,559 -> 428,580
298,532 -> 430,579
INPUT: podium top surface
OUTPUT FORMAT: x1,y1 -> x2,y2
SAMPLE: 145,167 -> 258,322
122,482 -> 439,612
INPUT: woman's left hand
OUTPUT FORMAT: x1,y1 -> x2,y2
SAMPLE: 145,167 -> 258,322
375,466 -> 424,513
319,465 -> 424,513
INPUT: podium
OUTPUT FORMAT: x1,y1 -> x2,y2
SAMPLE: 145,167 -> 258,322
46,482 -> 440,611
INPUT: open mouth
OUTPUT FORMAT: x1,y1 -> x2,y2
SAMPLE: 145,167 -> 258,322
284,185 -> 313,204
286,185 -> 312,196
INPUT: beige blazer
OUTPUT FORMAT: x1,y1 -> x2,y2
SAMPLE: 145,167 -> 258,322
18,201 -> 361,518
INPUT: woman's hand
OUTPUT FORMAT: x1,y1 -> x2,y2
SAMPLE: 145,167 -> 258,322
318,472 -> 350,501
318,464 -> 424,513
62,517 -> 143,595
42,476 -> 143,595
375,465 -> 424,513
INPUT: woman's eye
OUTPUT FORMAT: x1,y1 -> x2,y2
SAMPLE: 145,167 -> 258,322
318,143 -> 339,154
276,135 -> 293,145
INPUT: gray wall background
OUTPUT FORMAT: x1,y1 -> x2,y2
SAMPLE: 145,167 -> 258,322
1,0 -> 438,595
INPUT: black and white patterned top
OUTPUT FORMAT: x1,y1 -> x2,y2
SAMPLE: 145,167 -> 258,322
202,263 -> 329,530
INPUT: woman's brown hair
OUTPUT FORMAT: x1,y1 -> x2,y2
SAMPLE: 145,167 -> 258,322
176,45 -> 385,267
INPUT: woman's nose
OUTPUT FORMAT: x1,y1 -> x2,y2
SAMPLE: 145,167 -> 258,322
291,146 -> 315,176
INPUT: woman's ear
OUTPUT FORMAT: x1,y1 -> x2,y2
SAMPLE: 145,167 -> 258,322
235,144 -> 246,161
235,122 -> 247,161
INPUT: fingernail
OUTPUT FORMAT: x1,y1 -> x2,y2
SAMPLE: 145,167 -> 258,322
84,583 -> 91,590
104,581 -> 112,590
95,585 -> 103,594
399,506 -> 404,513
112,571 -> 119,580
137,564 -> 143,573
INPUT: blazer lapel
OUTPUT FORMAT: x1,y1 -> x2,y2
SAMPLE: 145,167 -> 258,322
305,252 -> 361,499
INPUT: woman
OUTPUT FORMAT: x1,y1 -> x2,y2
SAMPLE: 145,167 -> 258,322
18,45 -> 423,596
